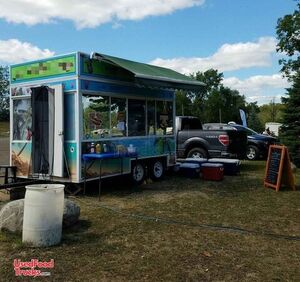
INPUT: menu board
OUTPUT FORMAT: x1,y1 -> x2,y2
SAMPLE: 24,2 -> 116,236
264,145 -> 296,191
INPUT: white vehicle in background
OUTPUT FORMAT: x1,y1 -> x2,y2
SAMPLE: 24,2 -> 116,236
265,122 -> 282,137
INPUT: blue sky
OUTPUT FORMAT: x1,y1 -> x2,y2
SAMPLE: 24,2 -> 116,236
0,0 -> 296,104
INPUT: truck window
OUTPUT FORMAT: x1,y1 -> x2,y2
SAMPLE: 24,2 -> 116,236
181,118 -> 202,130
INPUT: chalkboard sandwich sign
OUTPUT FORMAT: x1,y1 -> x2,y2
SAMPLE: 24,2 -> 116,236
264,145 -> 296,191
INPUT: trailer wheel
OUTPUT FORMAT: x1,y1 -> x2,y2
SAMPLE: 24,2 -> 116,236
131,162 -> 145,185
150,159 -> 164,181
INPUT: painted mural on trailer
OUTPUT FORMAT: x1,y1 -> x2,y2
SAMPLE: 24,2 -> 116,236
13,99 -> 32,141
82,137 -> 176,179
11,143 -> 32,177
11,142 -> 78,181
64,143 -> 77,181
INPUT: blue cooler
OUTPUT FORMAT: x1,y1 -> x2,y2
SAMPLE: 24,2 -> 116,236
179,163 -> 200,178
208,158 -> 241,175
173,163 -> 181,172
184,158 -> 208,168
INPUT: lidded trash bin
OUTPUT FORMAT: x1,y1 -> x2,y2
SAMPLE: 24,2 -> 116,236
22,184 -> 64,247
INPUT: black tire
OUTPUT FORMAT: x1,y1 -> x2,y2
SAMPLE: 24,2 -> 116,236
246,145 -> 259,160
131,162 -> 145,185
149,159 -> 165,181
187,147 -> 208,159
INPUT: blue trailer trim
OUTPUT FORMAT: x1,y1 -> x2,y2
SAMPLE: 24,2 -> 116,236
80,79 -> 173,99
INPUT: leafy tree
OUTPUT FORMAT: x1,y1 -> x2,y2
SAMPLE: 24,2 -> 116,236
204,86 -> 246,123
246,102 -> 263,133
280,74 -> 300,166
0,66 -> 9,121
276,1 -> 300,166
258,102 -> 285,125
188,69 -> 247,123
276,1 -> 300,79
175,90 -> 192,116
191,69 -> 223,93
189,69 -> 223,120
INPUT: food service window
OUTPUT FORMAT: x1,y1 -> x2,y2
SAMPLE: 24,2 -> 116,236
13,99 -> 32,141
156,101 -> 173,135
111,97 -> 127,137
82,94 -> 110,139
128,99 -> 146,136
147,100 -> 156,135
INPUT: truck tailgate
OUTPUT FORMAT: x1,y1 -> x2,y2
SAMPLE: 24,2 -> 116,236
227,130 -> 247,158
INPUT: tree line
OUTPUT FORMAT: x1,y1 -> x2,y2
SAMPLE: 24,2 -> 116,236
176,69 -> 284,133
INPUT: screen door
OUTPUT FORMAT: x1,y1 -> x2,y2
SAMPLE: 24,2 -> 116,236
31,85 -> 64,177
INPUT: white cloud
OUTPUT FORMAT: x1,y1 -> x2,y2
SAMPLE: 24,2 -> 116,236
223,74 -> 290,104
0,0 -> 205,29
150,37 -> 277,74
0,39 -> 54,64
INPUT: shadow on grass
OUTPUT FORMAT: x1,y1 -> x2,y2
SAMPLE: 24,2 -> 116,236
81,175 -> 143,198
61,219 -> 101,245
80,171 -> 262,199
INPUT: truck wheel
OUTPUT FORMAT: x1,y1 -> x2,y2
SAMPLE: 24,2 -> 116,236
246,145 -> 259,160
150,159 -> 164,181
187,147 -> 208,159
131,162 -> 145,185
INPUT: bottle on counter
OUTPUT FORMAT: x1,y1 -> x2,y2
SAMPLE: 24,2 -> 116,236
96,143 -> 101,154
90,143 -> 95,153
103,143 -> 108,153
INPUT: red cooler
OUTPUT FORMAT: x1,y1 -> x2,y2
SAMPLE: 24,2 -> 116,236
201,163 -> 224,181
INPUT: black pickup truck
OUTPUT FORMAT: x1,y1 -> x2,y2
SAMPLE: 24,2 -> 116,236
203,123 -> 279,160
176,116 -> 247,159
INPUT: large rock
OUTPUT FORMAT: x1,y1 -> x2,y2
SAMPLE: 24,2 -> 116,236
0,199 -> 23,232
0,198 -> 80,233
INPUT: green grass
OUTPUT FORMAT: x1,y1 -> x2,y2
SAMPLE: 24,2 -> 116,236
0,161 -> 299,281
0,121 -> 9,137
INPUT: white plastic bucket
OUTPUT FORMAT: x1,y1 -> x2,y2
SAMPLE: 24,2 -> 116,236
22,184 -> 64,247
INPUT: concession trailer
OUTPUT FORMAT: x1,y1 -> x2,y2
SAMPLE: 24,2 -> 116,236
10,52 -> 203,184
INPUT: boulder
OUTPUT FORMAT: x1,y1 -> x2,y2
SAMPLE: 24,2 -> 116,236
0,199 -> 23,232
0,198 -> 80,233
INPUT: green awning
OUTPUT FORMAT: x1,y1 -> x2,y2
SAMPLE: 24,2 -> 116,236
91,53 -> 205,91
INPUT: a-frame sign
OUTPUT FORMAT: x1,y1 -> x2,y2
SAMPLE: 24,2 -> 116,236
264,145 -> 296,192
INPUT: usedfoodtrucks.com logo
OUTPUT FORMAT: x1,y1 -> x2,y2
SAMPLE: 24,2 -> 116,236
14,259 -> 54,277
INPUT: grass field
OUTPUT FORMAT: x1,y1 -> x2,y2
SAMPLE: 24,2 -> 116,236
0,161 -> 299,281
0,121 -> 9,137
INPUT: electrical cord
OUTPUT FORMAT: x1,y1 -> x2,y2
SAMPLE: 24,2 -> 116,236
71,196 -> 300,242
